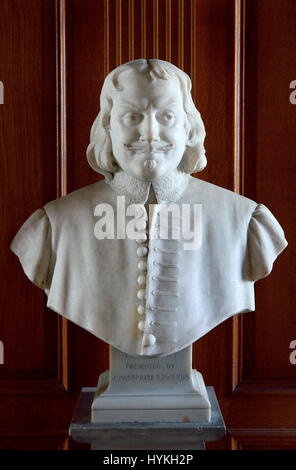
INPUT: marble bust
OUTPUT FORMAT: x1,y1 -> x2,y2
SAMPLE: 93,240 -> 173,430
10,59 -> 288,358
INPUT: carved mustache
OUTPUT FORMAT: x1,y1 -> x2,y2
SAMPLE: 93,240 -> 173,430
124,142 -> 174,153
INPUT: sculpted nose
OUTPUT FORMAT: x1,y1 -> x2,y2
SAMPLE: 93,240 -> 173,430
139,114 -> 160,142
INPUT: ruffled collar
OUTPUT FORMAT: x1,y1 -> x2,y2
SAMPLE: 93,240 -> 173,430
105,170 -> 190,205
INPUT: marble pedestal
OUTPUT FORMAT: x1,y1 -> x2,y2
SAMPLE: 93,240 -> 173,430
91,346 -> 211,423
69,387 -> 226,450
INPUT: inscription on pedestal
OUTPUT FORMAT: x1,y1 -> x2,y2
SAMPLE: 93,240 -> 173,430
109,347 -> 193,393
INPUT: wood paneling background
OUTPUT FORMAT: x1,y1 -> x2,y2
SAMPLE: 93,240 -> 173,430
0,0 -> 295,450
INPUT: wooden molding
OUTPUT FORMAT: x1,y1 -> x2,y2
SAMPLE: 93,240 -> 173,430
55,0 -> 71,393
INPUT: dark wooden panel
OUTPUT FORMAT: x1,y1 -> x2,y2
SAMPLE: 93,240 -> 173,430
0,0 -> 58,377
145,0 -> 154,58
222,0 -> 296,450
242,0 -> 296,383
0,391 -> 75,442
67,0 -> 106,193
0,0 -> 79,448
193,0 -> 235,189
157,0 -> 167,60
133,0 -> 143,59
170,0 -> 179,65
0,437 -> 67,450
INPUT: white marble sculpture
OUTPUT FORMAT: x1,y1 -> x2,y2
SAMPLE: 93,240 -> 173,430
11,59 -> 288,359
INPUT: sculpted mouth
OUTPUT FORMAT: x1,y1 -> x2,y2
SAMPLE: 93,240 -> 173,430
151,144 -> 173,152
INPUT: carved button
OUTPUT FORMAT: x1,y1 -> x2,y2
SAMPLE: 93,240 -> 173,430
137,274 -> 146,286
136,246 -> 148,257
137,260 -> 147,271
137,289 -> 146,300
137,320 -> 145,331
136,233 -> 148,243
143,333 -> 156,347
137,304 -> 145,315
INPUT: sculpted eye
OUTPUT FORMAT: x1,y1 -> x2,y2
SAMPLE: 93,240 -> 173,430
122,112 -> 143,126
157,111 -> 176,125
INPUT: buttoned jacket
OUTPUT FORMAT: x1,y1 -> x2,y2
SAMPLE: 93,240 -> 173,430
10,171 -> 287,356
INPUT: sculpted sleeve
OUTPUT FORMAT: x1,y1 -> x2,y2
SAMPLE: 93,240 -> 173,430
245,203 -> 288,281
10,208 -> 53,292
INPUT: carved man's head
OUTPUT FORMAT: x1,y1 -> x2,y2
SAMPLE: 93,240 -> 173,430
87,59 -> 206,181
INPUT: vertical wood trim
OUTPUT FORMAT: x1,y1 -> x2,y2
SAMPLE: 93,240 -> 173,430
190,0 -> 196,102
231,0 -> 245,391
62,436 -> 70,449
153,0 -> 159,58
128,0 -> 134,61
190,0 -> 197,371
231,317 -> 240,390
55,1 -> 61,199
240,0 -> 246,197
55,0 -> 69,392
141,0 -> 146,57
104,0 -> 110,74
178,0 -> 184,69
116,0 -> 122,66
234,0 -> 242,195
231,315 -> 244,391
231,436 -> 239,450
58,0 -> 67,198
166,0 -> 171,61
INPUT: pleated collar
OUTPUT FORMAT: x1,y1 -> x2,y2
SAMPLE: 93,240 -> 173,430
106,170 -> 190,205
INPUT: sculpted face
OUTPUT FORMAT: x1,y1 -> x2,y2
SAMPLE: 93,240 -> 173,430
109,72 -> 189,181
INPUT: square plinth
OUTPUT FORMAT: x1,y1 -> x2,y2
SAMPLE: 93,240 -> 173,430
69,387 -> 226,450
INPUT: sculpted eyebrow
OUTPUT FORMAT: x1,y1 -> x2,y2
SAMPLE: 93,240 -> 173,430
159,100 -> 177,108
118,101 -> 140,110
118,100 -> 177,111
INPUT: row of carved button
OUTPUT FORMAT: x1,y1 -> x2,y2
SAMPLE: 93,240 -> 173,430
136,218 -> 156,347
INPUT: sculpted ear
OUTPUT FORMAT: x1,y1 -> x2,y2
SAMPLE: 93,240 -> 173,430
180,128 -> 207,174
186,127 -> 198,147
180,146 -> 198,173
86,113 -> 119,180
181,146 -> 207,174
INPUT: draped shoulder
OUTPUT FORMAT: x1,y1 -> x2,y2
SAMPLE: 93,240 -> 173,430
10,208 -> 53,292
245,204 -> 288,281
